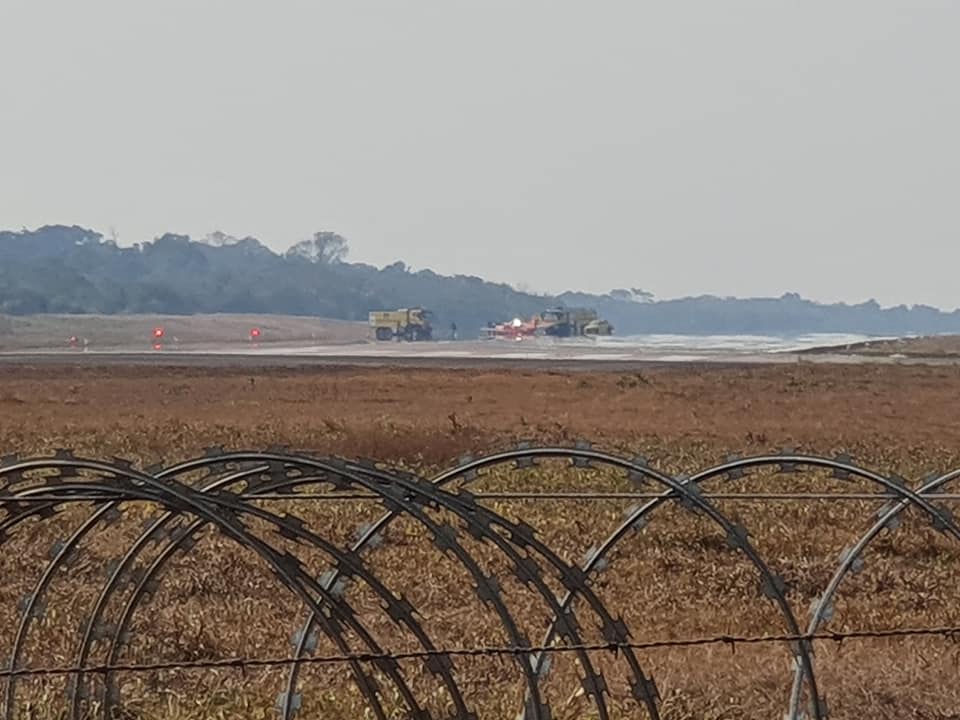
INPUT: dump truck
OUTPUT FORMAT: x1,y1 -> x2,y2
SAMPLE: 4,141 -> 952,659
368,308 -> 433,341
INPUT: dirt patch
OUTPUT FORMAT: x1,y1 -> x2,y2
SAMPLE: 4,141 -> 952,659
802,334 -> 960,358
0,313 -> 369,351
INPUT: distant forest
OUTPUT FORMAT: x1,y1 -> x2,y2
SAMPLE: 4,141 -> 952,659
2,225 -> 959,338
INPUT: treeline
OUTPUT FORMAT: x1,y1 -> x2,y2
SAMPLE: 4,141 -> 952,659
1,225 -> 959,338
0,226 -> 547,336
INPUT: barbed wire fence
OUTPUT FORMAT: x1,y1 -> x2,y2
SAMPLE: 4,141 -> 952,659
1,444 -> 959,719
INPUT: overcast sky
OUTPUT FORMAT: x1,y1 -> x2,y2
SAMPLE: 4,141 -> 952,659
1,1 -> 958,308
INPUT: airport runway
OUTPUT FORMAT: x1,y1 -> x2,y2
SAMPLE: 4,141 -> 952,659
0,341 -> 955,370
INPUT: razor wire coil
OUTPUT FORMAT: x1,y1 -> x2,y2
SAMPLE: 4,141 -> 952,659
2,444 -> 959,720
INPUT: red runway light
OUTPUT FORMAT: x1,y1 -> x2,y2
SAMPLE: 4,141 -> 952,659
250,327 -> 261,340
153,327 -> 165,339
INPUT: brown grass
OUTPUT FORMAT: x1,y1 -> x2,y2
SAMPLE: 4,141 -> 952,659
1,362 -> 959,719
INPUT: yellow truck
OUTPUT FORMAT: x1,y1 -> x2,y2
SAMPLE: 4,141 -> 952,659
368,308 -> 433,341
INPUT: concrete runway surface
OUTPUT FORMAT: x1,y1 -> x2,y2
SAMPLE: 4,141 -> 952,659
0,339 -> 956,370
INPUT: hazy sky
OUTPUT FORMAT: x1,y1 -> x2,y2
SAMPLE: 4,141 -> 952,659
2,1 -> 958,308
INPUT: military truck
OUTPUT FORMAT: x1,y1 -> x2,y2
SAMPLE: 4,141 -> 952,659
539,307 -> 613,337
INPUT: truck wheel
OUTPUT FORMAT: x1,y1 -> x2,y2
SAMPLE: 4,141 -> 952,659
375,327 -> 393,341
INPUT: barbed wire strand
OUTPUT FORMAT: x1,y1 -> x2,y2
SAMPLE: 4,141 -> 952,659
3,625 -> 959,680
3,491 -> 960,502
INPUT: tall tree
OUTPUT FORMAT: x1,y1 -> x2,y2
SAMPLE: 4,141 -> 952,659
285,232 -> 349,264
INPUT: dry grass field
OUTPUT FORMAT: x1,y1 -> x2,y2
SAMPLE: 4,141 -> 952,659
1,362 -> 960,719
